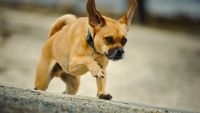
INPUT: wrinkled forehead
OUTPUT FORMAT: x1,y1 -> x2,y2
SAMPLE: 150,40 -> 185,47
98,18 -> 127,37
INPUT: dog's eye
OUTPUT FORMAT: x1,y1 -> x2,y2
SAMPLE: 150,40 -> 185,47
121,38 -> 127,45
105,37 -> 114,43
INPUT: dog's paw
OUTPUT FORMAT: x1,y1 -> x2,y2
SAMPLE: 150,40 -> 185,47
88,62 -> 104,78
97,93 -> 112,100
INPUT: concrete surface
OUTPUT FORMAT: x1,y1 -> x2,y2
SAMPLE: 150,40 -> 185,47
0,8 -> 200,112
0,84 -> 198,113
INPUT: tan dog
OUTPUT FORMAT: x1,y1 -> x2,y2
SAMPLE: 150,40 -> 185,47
34,0 -> 137,100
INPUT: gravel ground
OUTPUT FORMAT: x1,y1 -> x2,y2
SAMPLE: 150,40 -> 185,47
0,8 -> 200,112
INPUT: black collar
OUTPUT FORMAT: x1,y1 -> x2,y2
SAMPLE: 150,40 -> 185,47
86,29 -> 101,54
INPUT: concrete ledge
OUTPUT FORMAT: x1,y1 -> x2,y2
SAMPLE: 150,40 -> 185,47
0,84 -> 198,113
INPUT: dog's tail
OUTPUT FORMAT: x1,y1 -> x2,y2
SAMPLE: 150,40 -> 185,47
48,14 -> 77,38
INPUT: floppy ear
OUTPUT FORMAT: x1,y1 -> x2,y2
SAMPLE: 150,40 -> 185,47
86,0 -> 106,29
119,0 -> 137,31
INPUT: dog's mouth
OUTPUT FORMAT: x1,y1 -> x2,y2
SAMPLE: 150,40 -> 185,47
104,47 -> 125,61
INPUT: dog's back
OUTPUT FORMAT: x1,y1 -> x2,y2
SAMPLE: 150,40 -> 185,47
48,14 -> 77,38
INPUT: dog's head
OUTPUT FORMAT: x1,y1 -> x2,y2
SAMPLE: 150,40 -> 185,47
86,0 -> 137,61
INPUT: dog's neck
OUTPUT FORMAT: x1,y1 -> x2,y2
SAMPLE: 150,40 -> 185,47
86,29 -> 102,55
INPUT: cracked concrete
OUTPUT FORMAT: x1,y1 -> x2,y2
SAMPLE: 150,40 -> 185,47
0,84 -> 198,113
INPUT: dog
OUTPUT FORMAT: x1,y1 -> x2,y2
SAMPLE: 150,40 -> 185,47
34,0 -> 137,100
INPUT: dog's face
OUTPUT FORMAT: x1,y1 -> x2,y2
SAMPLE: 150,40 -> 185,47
94,19 -> 128,61
86,0 -> 137,61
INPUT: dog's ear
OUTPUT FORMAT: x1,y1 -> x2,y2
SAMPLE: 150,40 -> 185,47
86,0 -> 106,29
119,0 -> 137,31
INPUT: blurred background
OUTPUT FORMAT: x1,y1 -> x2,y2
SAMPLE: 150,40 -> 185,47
0,0 -> 200,112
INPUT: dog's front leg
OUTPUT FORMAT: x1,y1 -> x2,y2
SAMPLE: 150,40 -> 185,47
95,59 -> 112,100
69,55 -> 112,100
96,69 -> 112,100
69,55 -> 104,78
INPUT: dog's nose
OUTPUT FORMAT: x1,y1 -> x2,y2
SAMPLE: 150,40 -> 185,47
116,48 -> 124,55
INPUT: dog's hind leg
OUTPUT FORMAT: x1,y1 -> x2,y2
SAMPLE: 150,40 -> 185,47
34,59 -> 56,91
60,73 -> 80,95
